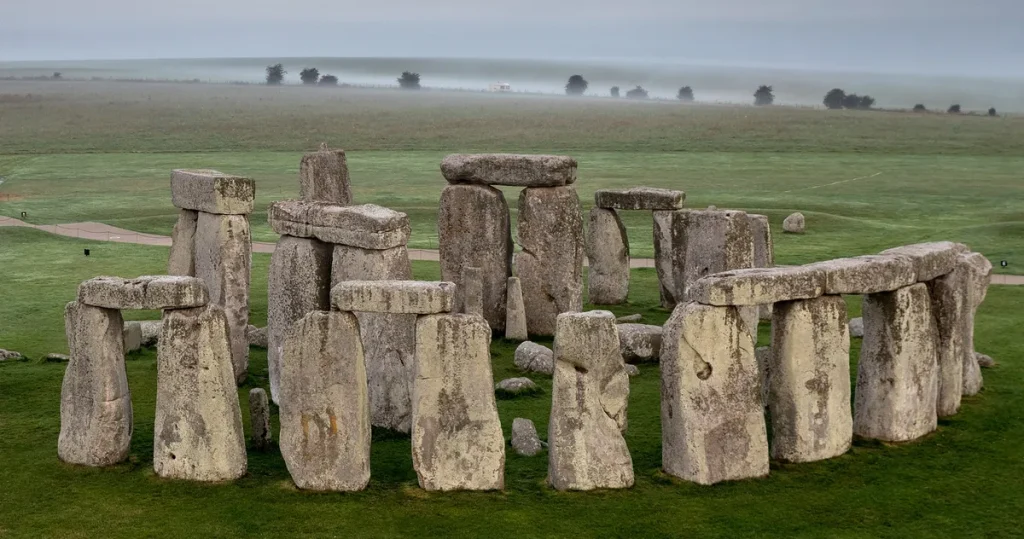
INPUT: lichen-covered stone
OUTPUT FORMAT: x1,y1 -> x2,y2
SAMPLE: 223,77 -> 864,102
615,314 -> 642,323
975,352 -> 995,368
960,252 -> 992,396
514,341 -> 554,375
168,209 -> 198,276
805,255 -> 917,295
496,377 -> 539,394
504,277 -> 528,341
652,210 -> 682,308
249,388 -> 272,450
171,169 -> 255,215
140,320 -> 161,347
755,346 -> 771,407
586,207 -> 629,305
849,317 -> 864,338
330,280 -> 456,314
441,153 -> 577,187
299,147 -> 352,204
617,323 -> 662,363
593,187 -> 685,211
123,321 -> 142,353
927,264 -> 969,417
511,418 -> 543,457
687,266 -> 826,306
268,201 -> 411,250
880,241 -> 969,282
458,266 -> 484,317
783,212 -> 805,234
246,325 -> 267,348
77,275 -> 209,310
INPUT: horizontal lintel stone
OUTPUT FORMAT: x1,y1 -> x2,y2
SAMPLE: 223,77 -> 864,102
331,280 -> 456,314
268,200 -> 411,250
594,187 -> 685,211
78,275 -> 209,310
440,154 -> 577,187
170,169 -> 255,215
687,266 -> 826,306
805,255 -> 917,295
879,242 -> 969,282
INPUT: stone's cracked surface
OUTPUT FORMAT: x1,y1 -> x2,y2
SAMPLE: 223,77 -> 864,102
441,153 -> 577,187
928,264 -> 969,417
330,280 -> 456,314
652,210 -> 682,308
511,418 -> 543,457
806,255 -> 917,295
246,325 -> 267,348
880,241 -> 969,282
78,275 -> 209,310
504,277 -> 529,341
661,302 -> 769,485
687,266 -> 826,306
170,169 -> 255,215
299,148 -> 352,204
458,266 -> 484,317
593,187 -> 685,211
268,201 -> 411,250
168,209 -> 198,276
960,252 -> 992,396
586,207 -> 630,305
848,317 -> 864,338
496,377 -> 539,394
514,341 -> 554,375
617,323 -> 662,363
783,212 -> 805,234
249,388 -> 272,450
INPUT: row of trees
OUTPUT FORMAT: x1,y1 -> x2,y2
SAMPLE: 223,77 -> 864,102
913,103 -> 998,116
823,89 -> 876,110
266,64 -> 422,89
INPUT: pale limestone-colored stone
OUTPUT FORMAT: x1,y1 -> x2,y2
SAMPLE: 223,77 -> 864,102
652,210 -> 681,308
496,377 -> 539,394
504,277 -> 529,341
976,352 -> 995,368
246,325 -> 267,348
511,418 -> 543,457
268,201 -> 411,250
123,321 -> 142,353
0,349 -> 24,361
154,306 -> 246,481
168,209 -> 198,276
805,255 -> 917,295
140,320 -> 161,347
661,302 -> 768,485
625,364 -> 640,376
961,252 -> 992,396
617,323 -> 662,363
249,388 -> 272,450
279,311 -> 370,491
549,311 -> 632,491
299,147 -> 352,204
441,153 -> 577,187
615,314 -> 642,323
58,301 -> 131,467
77,275 -> 209,310
171,169 -> 255,215
783,212 -> 805,234
413,314 -> 505,491
586,207 -> 629,305
267,235 -> 333,404
458,266 -> 484,318
928,264 -> 969,417
769,296 -> 852,462
514,186 -> 584,336
331,244 -> 412,286
593,187 -> 685,211
687,266 -> 826,306
880,241 -> 969,282
849,317 -> 864,338
514,341 -> 554,375
438,183 -> 512,330
194,212 -> 251,384
854,283 -> 939,442
331,280 -> 455,314
749,214 -> 775,321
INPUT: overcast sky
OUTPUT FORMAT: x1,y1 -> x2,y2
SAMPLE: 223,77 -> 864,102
2,0 -> 1023,76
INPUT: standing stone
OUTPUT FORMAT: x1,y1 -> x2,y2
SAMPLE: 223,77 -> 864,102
249,388 -> 272,450
548,311 -> 632,491
661,302 -> 768,485
515,186 -> 584,336
168,209 -> 198,276
511,418 -> 543,457
783,212 -> 805,234
267,235 -> 333,404
928,265 -> 969,417
58,301 -> 131,467
154,306 -> 246,481
849,317 -> 864,338
755,346 -> 771,407
854,284 -> 939,442
413,314 -> 504,491
279,311 -> 370,491
299,146 -> 352,204
438,183 -> 512,331
123,321 -> 143,353
749,214 -> 774,319
194,212 -> 252,384
652,210 -> 681,308
458,266 -> 484,318
769,296 -> 852,462
505,277 -> 528,341
171,169 -> 255,215
586,207 -> 630,305
961,252 -> 992,396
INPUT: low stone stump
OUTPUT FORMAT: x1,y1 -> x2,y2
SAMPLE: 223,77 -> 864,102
331,280 -> 456,314
171,169 -> 255,215
412,314 -> 504,491
299,146 -> 352,204
249,388 -> 272,450
58,301 -> 132,467
960,252 -> 992,396
618,323 -> 662,363
78,275 -> 209,310
514,341 -> 554,375
594,187 -> 685,211
441,153 -> 577,187
661,302 -> 768,485
269,201 -> 411,250
548,311 -> 632,491
154,306 -> 246,481
586,207 -> 629,305
854,283 -> 939,442
769,295 -> 852,462
505,277 -> 528,341
880,242 -> 968,282
168,209 -> 198,276
279,311 -> 370,491
928,264 -> 970,417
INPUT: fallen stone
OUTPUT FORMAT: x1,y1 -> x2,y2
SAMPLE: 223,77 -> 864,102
246,325 -> 267,348
549,311 -> 632,491
268,201 -> 411,250
928,264 -> 970,417
58,301 -> 131,467
848,317 -> 864,338
624,364 -> 640,377
496,377 -> 540,395
441,153 -> 577,187
783,212 -> 805,234
249,388 -> 272,450
279,311 -> 370,490
511,418 -> 543,457
805,255 -> 917,295
854,283 -> 939,442
458,266 -> 484,317
594,187 -> 685,211
299,146 -> 352,204
615,314 -> 642,323
687,265 -> 826,306
171,169 -> 255,215
504,277 -> 528,341
617,323 -> 662,363
0,349 -> 24,361
46,353 -> 71,362
123,321 -> 142,353
961,252 -> 992,396
331,280 -> 455,314
879,241 -> 969,282
586,207 -> 630,305
514,341 -> 554,375
413,314 -> 505,491
661,302 -> 768,485
154,306 -> 246,481
139,320 -> 161,347
167,209 -> 198,276
976,352 -> 995,368
77,275 -> 209,310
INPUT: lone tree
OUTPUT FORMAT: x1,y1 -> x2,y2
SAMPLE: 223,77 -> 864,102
300,68 -> 320,85
565,75 -> 589,96
842,93 -> 863,110
824,88 -> 846,109
989,107 -> 998,117
398,71 -> 421,90
913,104 -> 927,112
319,74 -> 339,86
677,86 -> 694,102
626,85 -> 649,99
610,86 -> 620,98
52,72 -> 62,80
265,63 -> 286,85
948,104 -> 962,114
859,95 -> 876,109
754,85 -> 774,106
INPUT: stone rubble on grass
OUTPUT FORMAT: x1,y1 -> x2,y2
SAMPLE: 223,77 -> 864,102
975,352 -> 995,368
496,377 -> 539,395
514,341 -> 554,375
249,388 -> 272,450
46,353 -> 71,362
511,418 -> 543,457
246,325 -> 268,348
0,349 -> 25,361
848,317 -> 864,338
783,212 -> 805,234
624,364 -> 640,377
615,314 -> 642,323
617,323 -> 663,363
441,153 -> 577,187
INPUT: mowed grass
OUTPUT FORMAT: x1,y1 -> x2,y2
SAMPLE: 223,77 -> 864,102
2,228 -> 1023,537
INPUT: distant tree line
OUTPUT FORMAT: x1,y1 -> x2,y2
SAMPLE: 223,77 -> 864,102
264,63 -> 423,89
823,89 -> 875,110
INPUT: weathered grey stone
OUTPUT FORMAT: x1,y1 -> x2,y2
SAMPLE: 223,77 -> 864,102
441,153 -> 577,187
58,301 -> 131,467
961,252 -> 992,396
661,302 -> 768,485
805,255 -> 917,295
249,388 -> 271,450
783,212 -> 805,234
586,207 -> 630,305
687,265 -> 826,306
549,311 -> 632,491
652,210 -> 681,308
154,306 -> 246,481
139,320 -> 161,347
976,352 -> 995,368
413,314 -> 505,491
331,280 -> 455,314
77,275 -> 209,310
331,244 -> 412,286
854,283 -> 938,442
504,277 -> 528,341
458,266 -> 484,317
0,349 -> 24,361
171,169 -> 254,215
615,314 -> 642,323
594,187 -> 685,211
194,212 -> 251,384
267,235 -> 332,404
750,214 -> 776,321
279,311 -> 369,490
849,317 -> 864,338
269,201 -> 410,249
769,295 -> 852,462
123,321 -> 142,353
438,183 -> 512,330
511,418 -> 543,457
496,377 -> 539,394
928,264 -> 970,417
755,346 -> 771,407
624,364 -> 640,377
46,353 -> 71,362
246,325 -> 267,348
299,146 -> 352,204
879,241 -> 969,282
514,186 -> 584,336
514,341 -> 554,375
168,209 -> 198,276
617,323 -> 662,363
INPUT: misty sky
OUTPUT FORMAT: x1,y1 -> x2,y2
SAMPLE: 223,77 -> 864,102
3,0 -> 1023,76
